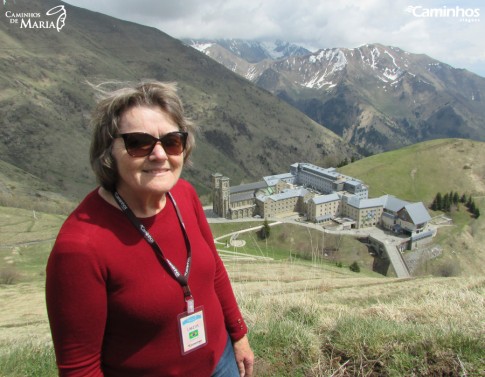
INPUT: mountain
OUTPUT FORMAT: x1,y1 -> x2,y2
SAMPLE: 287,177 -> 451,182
184,39 -> 311,63
187,40 -> 485,154
0,0 -> 354,203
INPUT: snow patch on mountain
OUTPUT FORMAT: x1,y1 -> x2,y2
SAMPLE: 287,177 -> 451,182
188,41 -> 214,54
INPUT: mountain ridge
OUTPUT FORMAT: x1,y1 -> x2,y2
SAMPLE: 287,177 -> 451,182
186,39 -> 485,154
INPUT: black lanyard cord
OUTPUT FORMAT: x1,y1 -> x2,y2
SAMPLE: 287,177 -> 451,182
112,191 -> 192,299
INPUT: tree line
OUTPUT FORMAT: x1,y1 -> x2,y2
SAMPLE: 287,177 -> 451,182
430,191 -> 480,218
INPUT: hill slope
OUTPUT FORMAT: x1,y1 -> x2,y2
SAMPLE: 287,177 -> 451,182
0,0 -> 353,201
339,138 -> 485,202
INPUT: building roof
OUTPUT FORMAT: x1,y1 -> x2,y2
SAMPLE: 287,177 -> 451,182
230,191 -> 255,203
346,195 -> 385,209
315,214 -> 333,222
296,163 -> 365,185
310,193 -> 341,204
383,195 -> 409,212
299,163 -> 341,181
402,202 -> 432,224
344,180 -> 364,188
258,188 -> 309,203
263,173 -> 295,186
230,181 -> 267,194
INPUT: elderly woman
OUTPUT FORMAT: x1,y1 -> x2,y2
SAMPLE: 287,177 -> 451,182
46,81 -> 254,377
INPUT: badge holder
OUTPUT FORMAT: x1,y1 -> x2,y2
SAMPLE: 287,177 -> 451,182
177,297 -> 207,355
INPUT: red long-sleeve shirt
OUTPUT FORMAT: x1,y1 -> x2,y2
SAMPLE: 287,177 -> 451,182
46,179 -> 247,376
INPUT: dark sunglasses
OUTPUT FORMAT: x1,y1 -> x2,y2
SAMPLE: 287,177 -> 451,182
119,131 -> 188,157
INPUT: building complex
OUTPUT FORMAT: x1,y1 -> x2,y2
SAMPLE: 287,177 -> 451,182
212,163 -> 432,247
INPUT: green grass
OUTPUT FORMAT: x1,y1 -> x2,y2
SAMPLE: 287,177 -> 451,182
213,222 -> 375,271
0,342 -> 57,377
0,207 -> 65,284
238,274 -> 485,376
340,139 -> 485,203
321,316 -> 484,377
208,220 -> 265,238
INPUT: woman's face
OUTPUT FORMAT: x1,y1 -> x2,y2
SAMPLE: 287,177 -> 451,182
112,105 -> 184,199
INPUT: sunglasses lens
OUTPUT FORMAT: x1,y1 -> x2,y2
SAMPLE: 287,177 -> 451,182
121,132 -> 187,157
122,133 -> 157,157
161,133 -> 185,155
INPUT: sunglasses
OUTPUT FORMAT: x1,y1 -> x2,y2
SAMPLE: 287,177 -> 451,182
119,131 -> 188,157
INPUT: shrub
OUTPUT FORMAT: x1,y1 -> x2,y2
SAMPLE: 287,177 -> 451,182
349,261 -> 360,273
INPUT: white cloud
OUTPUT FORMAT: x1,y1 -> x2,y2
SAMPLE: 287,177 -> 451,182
64,0 -> 485,76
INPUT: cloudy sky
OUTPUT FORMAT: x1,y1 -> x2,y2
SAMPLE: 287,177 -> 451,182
63,0 -> 485,77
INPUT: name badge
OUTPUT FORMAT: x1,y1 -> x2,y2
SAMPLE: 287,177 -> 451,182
177,306 -> 207,355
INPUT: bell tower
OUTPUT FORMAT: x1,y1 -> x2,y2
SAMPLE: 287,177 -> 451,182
212,173 -> 230,218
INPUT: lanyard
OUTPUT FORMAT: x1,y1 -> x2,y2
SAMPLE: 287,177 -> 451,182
112,190 -> 195,313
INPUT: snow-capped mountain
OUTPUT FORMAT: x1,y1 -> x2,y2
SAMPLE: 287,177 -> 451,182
185,39 -> 485,154
184,39 -> 311,63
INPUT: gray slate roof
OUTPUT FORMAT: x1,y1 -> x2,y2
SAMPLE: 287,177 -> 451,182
383,195 -> 410,212
403,202 -> 432,224
310,193 -> 340,205
230,181 -> 267,194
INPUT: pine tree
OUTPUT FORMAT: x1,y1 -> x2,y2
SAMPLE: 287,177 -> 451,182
443,193 -> 451,212
452,192 -> 459,205
435,192 -> 443,210
469,201 -> 476,213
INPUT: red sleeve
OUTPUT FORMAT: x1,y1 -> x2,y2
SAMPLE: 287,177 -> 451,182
188,185 -> 248,341
46,233 -> 107,377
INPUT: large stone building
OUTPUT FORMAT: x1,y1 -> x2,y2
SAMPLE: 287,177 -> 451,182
212,163 -> 431,239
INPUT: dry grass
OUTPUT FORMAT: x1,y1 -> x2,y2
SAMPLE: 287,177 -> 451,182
226,260 -> 485,376
1,256 -> 484,376
0,283 -> 51,348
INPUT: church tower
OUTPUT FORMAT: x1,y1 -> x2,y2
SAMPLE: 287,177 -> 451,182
212,173 -> 230,218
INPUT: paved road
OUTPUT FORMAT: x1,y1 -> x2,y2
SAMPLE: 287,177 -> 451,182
381,240 -> 410,278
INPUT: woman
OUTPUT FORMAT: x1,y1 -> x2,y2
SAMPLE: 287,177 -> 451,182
46,81 -> 254,377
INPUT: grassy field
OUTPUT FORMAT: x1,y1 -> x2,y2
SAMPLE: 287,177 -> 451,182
0,207 -> 62,377
1,206 -> 484,376
213,221 -> 376,271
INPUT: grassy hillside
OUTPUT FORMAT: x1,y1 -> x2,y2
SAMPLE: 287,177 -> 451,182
0,206 -> 484,376
339,138 -> 485,203
0,160 -> 75,214
0,0 -> 354,201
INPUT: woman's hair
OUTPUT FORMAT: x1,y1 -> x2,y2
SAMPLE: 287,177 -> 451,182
89,81 -> 196,191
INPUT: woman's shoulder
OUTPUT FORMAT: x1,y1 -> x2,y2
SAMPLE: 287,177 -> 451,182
59,188 -> 120,236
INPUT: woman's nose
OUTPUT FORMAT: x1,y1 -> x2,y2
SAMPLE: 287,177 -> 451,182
149,142 -> 168,159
